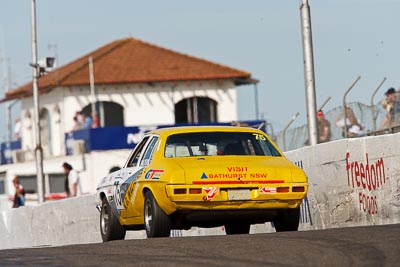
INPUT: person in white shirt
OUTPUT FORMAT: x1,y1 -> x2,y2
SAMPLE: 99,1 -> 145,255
335,107 -> 364,138
62,162 -> 81,197
13,118 -> 22,140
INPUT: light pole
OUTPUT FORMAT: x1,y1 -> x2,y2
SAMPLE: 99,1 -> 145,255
300,0 -> 318,146
30,0 -> 45,203
254,82 -> 259,120
89,56 -> 97,124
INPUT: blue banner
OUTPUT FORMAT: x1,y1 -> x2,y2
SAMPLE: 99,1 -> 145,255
0,140 -> 22,165
65,120 -> 266,154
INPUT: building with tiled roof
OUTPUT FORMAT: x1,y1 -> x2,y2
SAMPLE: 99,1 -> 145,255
0,37 -> 261,201
4,38 -> 254,101
3,37 -> 256,158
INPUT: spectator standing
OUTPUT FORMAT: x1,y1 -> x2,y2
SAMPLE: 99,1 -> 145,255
13,118 -> 22,140
71,111 -> 84,131
12,176 -> 25,208
92,111 -> 99,128
381,88 -> 397,128
62,162 -> 81,197
82,114 -> 93,129
317,110 -> 331,143
336,107 -> 364,138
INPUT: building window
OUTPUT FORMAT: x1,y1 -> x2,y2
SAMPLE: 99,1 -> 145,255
82,101 -> 124,127
18,175 -> 37,194
0,172 -> 6,195
49,173 -> 67,193
175,97 -> 218,124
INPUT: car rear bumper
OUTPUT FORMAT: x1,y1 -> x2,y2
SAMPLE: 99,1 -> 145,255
164,183 -> 307,211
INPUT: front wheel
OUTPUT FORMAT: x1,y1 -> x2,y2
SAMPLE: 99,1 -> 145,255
225,223 -> 251,235
273,207 -> 300,232
144,191 -> 171,238
100,198 -> 126,242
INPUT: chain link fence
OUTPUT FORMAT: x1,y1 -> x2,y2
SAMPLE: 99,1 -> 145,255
275,102 -> 387,151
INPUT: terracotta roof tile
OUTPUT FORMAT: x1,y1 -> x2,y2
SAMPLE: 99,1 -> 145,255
4,38 -> 254,101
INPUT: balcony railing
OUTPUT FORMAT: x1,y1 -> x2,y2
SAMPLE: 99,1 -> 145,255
1,120 -> 266,164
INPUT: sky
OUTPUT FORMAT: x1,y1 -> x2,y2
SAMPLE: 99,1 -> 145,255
1,0 -> 399,142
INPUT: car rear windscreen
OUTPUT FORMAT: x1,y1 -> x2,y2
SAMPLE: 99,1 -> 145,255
165,132 -> 281,158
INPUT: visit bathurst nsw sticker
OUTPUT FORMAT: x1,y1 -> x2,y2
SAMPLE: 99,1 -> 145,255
203,187 -> 218,201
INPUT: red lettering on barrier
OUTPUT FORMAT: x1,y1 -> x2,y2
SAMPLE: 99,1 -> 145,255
347,152 -> 387,215
346,152 -> 352,187
354,162 -> 360,187
371,164 -> 376,190
358,192 -> 378,215
346,152 -> 387,191
360,163 -> 366,189
376,158 -> 386,186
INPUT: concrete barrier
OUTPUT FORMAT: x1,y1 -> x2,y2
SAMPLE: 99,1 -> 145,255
290,133 -> 400,230
1,133 -> 399,250
0,194 -> 274,250
0,195 -> 99,249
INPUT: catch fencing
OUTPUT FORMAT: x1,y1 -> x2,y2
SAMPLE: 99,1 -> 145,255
275,102 -> 387,151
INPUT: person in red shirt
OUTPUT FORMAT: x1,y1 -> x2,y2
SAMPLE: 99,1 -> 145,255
317,110 -> 331,143
12,176 -> 25,208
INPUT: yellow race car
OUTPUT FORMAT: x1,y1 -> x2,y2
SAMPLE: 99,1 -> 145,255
96,126 -> 308,241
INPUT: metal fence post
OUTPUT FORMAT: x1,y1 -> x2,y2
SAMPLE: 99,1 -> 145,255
342,76 -> 361,138
370,77 -> 387,131
282,112 -> 300,151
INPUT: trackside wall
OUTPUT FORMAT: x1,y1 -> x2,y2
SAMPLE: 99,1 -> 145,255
289,133 -> 400,230
0,194 -> 272,250
0,195 -> 101,249
0,133 -> 399,249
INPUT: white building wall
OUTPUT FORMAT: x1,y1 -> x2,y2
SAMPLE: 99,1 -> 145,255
0,149 -> 132,204
62,80 -> 237,130
19,80 -> 239,157
20,89 -> 64,156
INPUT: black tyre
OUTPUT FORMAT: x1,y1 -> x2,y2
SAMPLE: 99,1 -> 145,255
225,223 -> 251,235
144,191 -> 171,238
100,197 -> 126,242
273,207 -> 300,232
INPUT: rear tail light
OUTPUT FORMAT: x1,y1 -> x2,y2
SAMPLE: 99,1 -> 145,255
277,187 -> 289,193
292,186 -> 305,192
189,188 -> 202,194
174,189 -> 187,194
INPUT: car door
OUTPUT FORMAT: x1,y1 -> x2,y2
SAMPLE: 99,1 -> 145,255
119,135 -> 160,219
113,136 -> 151,211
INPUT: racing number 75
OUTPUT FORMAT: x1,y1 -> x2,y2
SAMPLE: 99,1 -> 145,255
253,133 -> 266,140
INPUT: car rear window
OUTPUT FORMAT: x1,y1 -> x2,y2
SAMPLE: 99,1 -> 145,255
164,132 -> 281,158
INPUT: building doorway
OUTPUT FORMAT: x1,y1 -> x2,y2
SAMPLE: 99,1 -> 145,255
82,101 -> 124,127
175,97 -> 218,124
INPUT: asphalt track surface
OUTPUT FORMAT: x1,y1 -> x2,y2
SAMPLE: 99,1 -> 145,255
0,224 -> 399,267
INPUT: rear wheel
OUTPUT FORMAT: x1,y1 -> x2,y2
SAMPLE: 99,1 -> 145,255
225,223 -> 251,235
100,197 -> 126,242
273,207 -> 300,232
144,191 -> 171,238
